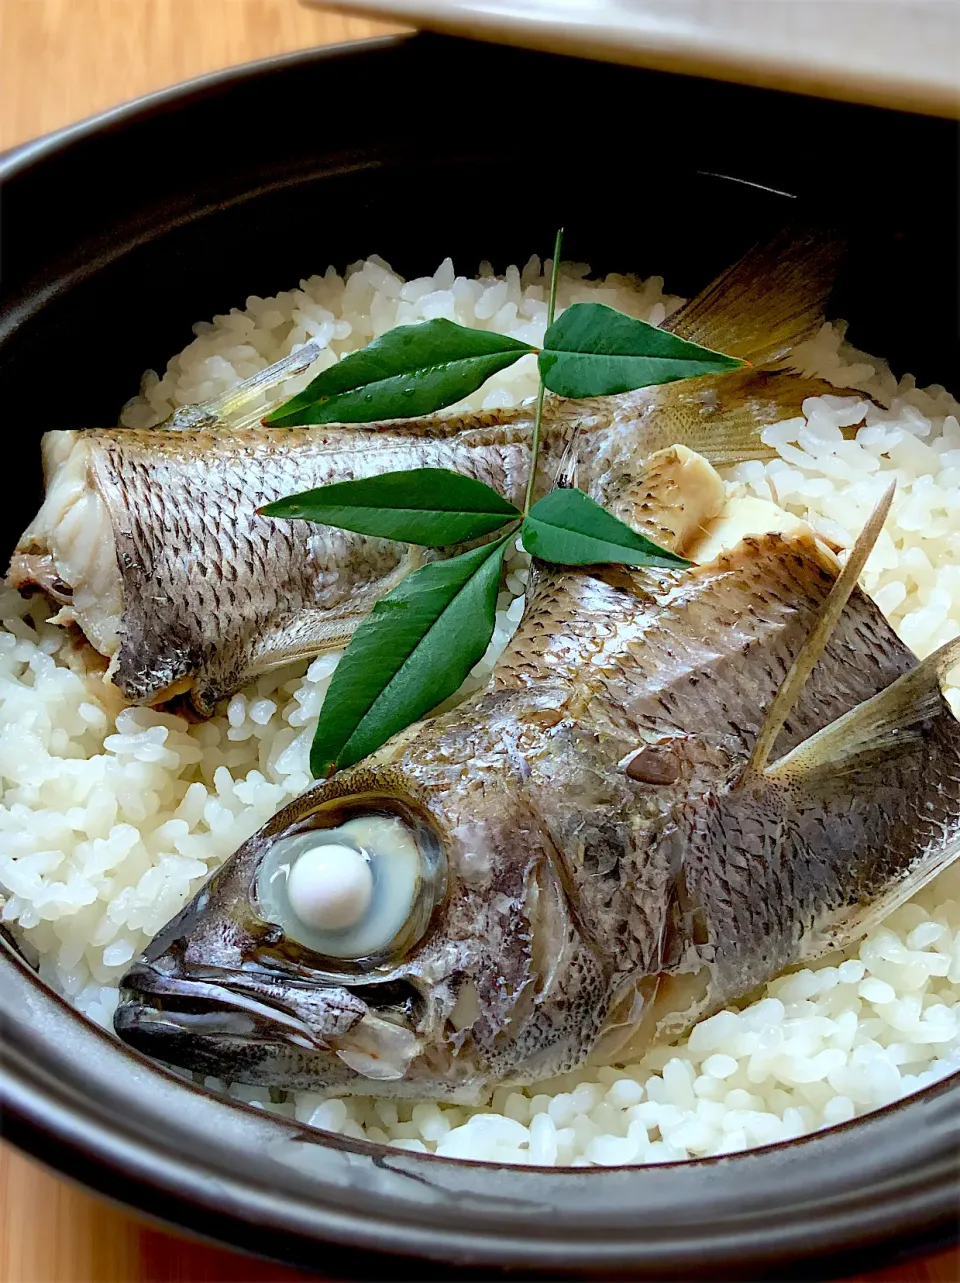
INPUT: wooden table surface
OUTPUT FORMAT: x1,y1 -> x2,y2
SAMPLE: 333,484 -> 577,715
0,2 -> 958,1280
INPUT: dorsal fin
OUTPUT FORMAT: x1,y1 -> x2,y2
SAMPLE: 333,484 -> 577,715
166,343 -> 323,430
744,481 -> 896,776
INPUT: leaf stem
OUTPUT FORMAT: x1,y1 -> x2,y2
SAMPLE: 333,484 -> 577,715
524,227 -> 564,515
546,227 -> 563,331
523,381 -> 548,517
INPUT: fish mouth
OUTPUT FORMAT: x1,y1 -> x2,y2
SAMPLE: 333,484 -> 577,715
115,962 -> 423,1087
117,963 -> 330,1050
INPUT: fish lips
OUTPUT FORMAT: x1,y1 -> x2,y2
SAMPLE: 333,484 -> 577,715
115,962 -> 424,1090
115,961 -> 361,1081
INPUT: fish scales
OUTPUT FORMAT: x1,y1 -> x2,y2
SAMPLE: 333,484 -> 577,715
114,442 -> 960,1100
110,228 -> 960,1097
57,420 -> 568,711
481,548 -> 913,985
496,539 -> 916,760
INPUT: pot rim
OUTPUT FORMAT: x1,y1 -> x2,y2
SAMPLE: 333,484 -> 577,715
4,938 -> 958,1276
0,34 -> 958,1277
0,33 -> 416,179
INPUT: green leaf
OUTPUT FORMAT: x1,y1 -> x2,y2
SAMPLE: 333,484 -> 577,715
264,320 -> 535,427
539,302 -> 744,398
522,488 -> 690,568
260,468 -> 520,547
311,535 -> 509,775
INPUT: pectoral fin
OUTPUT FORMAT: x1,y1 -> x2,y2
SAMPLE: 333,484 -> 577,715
746,482 -> 896,775
188,548 -> 431,713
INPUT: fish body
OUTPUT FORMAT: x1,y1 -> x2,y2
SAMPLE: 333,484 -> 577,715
115,446 -> 960,1100
12,228 -> 848,712
12,416 -> 562,712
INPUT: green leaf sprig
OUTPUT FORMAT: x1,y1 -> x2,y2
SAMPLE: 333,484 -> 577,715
261,234 -> 743,776
264,267 -> 740,431
261,468 -> 520,546
309,535 -> 510,776
264,322 -> 535,428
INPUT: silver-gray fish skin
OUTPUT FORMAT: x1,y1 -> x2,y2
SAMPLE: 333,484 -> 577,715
113,446 -> 960,1101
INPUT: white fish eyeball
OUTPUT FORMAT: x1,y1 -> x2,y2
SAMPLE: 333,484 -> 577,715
286,843 -> 374,931
255,812 -> 439,962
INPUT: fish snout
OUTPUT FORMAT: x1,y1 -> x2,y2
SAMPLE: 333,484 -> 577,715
114,956 -> 429,1087
113,958 -> 315,1075
115,958 -> 356,1044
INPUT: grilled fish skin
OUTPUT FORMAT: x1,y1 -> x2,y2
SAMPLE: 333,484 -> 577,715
13,418 -> 564,713
114,447 -> 960,1101
11,227 -> 849,713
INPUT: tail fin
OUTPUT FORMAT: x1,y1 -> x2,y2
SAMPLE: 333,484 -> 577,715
652,367 -> 868,466
665,225 -> 846,369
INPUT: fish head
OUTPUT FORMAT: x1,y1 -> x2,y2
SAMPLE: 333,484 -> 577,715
115,694 -> 610,1102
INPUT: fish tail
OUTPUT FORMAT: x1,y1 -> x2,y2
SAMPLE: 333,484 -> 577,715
665,224 -> 846,368
654,224 -> 853,466
661,367 -> 867,467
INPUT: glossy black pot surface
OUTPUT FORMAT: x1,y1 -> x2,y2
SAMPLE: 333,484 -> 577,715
0,33 -> 958,1279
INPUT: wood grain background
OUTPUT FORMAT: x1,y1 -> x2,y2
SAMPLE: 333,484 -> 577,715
0,2 -> 957,1280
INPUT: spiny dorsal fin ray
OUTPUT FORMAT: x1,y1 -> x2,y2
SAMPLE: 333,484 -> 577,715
552,423 -> 582,491
744,482 -> 896,777
768,632 -> 960,788
664,225 -> 847,368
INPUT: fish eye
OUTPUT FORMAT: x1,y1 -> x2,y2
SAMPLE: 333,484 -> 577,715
254,803 -> 444,964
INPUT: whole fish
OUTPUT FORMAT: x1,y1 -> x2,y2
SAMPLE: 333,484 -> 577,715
10,228 -> 848,714
114,446 -> 960,1100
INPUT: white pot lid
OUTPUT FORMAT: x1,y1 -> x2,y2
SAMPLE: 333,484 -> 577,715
312,0 -> 960,118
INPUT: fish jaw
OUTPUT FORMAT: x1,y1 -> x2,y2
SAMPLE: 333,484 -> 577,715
114,962 -> 370,1089
116,950 -> 448,1095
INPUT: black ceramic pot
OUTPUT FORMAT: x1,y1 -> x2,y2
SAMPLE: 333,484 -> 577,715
0,33 -> 958,1279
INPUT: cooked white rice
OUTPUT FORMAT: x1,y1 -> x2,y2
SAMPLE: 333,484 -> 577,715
2,254 -> 959,1168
